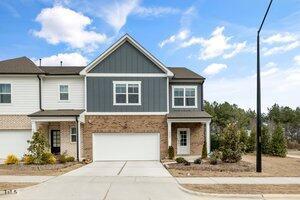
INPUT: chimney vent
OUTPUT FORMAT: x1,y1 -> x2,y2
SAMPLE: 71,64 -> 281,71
39,59 -> 41,67
60,61 -> 63,67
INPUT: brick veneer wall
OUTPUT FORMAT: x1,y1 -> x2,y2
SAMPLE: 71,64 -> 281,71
171,123 -> 204,156
83,115 -> 168,160
0,115 -> 31,129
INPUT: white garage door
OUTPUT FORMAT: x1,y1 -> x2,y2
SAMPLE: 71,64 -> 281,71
93,133 -> 160,161
0,130 -> 32,159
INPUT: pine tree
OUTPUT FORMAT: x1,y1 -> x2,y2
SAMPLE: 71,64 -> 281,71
270,123 -> 287,157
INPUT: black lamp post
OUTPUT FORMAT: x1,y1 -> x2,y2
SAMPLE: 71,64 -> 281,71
256,0 -> 273,173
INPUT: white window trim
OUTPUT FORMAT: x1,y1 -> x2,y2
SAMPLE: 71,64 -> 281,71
70,126 -> 77,143
0,83 -> 12,104
113,81 -> 141,106
58,84 -> 70,102
172,85 -> 197,108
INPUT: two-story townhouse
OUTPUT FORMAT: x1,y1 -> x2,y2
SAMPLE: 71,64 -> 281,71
0,34 -> 211,161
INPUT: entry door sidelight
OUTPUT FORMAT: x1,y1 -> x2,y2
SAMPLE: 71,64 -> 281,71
51,130 -> 61,155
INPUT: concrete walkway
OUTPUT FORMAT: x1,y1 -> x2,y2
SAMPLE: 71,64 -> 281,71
177,177 -> 300,184
0,176 -> 54,183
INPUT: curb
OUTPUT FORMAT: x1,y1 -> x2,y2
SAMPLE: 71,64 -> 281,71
177,184 -> 300,199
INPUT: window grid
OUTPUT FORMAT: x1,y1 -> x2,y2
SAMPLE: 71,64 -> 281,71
173,86 -> 197,108
0,84 -> 11,103
70,127 -> 77,143
114,82 -> 141,105
59,85 -> 69,101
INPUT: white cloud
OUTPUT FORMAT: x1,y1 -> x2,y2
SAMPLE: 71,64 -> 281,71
262,33 -> 297,44
134,6 -> 180,17
159,29 -> 190,48
33,52 -> 88,66
205,66 -> 300,112
263,41 -> 300,56
265,62 -> 277,68
294,55 -> 300,65
180,37 -> 203,48
223,41 -> 247,59
33,6 -> 107,51
203,63 -> 227,75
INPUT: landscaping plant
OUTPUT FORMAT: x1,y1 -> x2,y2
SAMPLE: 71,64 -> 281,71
27,130 -> 50,164
219,123 -> 244,163
270,123 -> 287,157
4,154 -> 19,165
194,158 -> 202,164
246,129 -> 256,153
41,152 -> 56,164
201,141 -> 207,159
261,125 -> 271,154
175,157 -> 187,164
211,133 -> 220,151
209,150 -> 221,165
58,154 -> 67,164
168,146 -> 174,160
23,155 -> 34,165
66,156 -> 75,162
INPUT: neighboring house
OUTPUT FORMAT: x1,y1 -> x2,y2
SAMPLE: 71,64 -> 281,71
0,34 -> 211,161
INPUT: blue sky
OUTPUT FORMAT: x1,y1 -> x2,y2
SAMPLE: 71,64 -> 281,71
1,0 -> 300,112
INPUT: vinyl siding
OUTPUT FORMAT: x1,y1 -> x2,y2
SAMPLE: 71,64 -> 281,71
42,76 -> 84,110
90,41 -> 164,74
0,76 -> 39,115
87,77 -> 167,112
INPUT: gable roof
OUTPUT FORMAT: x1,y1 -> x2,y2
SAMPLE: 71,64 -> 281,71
168,67 -> 205,80
0,57 -> 44,74
40,66 -> 85,75
80,34 -> 174,76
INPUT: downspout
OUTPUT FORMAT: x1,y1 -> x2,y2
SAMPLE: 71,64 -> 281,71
37,75 -> 43,111
76,116 -> 80,162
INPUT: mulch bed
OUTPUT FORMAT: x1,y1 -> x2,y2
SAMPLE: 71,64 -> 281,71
0,162 -> 84,176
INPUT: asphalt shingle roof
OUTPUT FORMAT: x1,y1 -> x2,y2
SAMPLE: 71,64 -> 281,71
0,57 -> 44,74
167,110 -> 212,119
168,67 -> 205,80
39,67 -> 85,75
28,109 -> 85,117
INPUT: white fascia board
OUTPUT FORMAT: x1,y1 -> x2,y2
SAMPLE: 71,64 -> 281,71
86,73 -> 168,77
85,112 -> 168,115
30,117 -> 76,122
80,34 -> 174,77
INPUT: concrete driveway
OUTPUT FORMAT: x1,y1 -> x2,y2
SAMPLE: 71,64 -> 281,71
1,161 -> 281,200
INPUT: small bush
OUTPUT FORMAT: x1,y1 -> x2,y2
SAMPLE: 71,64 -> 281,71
209,150 -> 222,165
175,157 -> 186,164
168,146 -> 174,160
183,160 -> 190,166
270,123 -> 287,157
194,158 -> 202,164
220,123 -> 244,163
66,156 -> 75,162
201,141 -> 207,159
27,130 -> 50,164
5,154 -> 19,165
23,155 -> 34,165
58,154 -> 67,164
261,125 -> 271,154
41,152 -> 56,164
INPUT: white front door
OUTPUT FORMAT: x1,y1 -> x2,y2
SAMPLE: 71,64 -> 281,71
177,128 -> 190,155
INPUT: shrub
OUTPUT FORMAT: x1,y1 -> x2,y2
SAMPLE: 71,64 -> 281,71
211,133 -> 220,151
168,146 -> 174,160
41,152 -> 56,165
194,158 -> 202,164
175,157 -> 186,164
240,129 -> 249,152
27,130 -> 50,164
4,154 -> 19,165
58,154 -> 67,164
261,125 -> 271,154
201,141 -> 207,159
246,129 -> 256,153
209,150 -> 222,165
66,156 -> 75,162
23,155 -> 34,165
183,160 -> 190,166
270,124 -> 287,157
219,123 -> 244,163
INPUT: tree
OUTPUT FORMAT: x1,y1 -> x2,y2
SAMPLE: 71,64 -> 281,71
246,129 -> 256,153
201,141 -> 207,159
261,125 -> 271,154
270,123 -> 287,157
219,123 -> 244,163
27,130 -> 50,164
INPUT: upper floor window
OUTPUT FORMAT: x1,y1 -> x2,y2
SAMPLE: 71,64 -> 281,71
113,81 -> 141,105
70,127 -> 77,143
59,85 -> 69,101
0,84 -> 11,104
172,86 -> 197,108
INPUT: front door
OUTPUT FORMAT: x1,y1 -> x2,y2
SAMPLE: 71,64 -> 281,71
51,130 -> 60,155
177,128 -> 190,155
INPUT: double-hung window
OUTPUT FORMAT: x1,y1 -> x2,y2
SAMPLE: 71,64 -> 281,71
172,86 -> 197,108
0,84 -> 11,104
113,81 -> 141,105
59,85 -> 69,101
70,127 -> 77,143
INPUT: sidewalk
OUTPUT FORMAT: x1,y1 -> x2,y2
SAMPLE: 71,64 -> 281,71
177,177 -> 300,184
0,176 -> 54,183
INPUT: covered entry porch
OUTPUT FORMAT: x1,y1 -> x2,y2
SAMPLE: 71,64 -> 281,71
28,109 -> 84,161
167,111 -> 211,157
